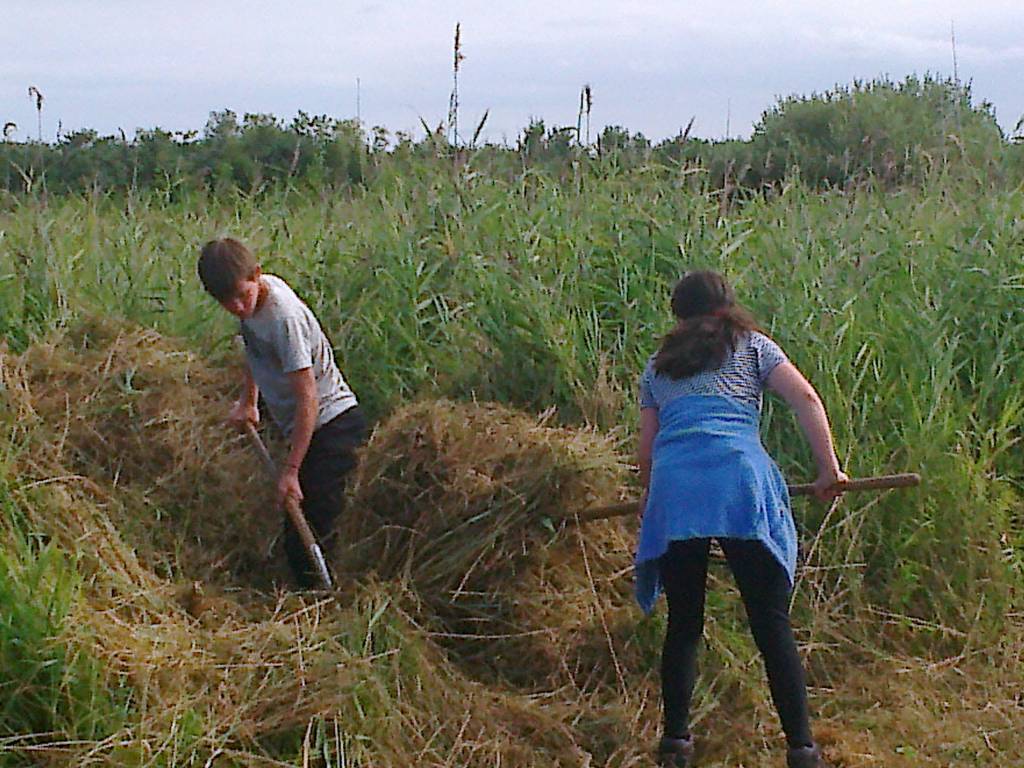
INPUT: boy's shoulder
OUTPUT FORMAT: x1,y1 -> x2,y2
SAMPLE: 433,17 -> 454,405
262,273 -> 299,302
242,275 -> 313,343
257,274 -> 310,320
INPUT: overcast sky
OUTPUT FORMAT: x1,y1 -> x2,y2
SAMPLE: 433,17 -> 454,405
3,1 -> 1022,144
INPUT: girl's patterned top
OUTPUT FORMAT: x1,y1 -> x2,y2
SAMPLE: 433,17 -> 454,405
639,331 -> 789,412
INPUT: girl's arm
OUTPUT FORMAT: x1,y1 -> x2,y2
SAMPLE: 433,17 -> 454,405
637,407 -> 660,516
765,362 -> 848,501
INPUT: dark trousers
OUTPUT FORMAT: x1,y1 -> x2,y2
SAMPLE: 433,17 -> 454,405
284,406 -> 366,588
659,537 -> 813,749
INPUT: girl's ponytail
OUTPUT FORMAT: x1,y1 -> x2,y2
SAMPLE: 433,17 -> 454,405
653,272 -> 758,379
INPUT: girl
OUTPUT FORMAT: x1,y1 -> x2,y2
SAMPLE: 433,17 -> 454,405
634,271 -> 844,768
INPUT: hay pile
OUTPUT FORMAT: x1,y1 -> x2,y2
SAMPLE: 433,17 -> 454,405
342,399 -> 637,685
0,319 -> 644,766
10,317 -> 289,587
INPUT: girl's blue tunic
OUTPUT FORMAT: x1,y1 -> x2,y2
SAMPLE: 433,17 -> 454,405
634,338 -> 797,614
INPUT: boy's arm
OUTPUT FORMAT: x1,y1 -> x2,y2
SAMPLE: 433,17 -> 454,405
228,360 -> 260,426
765,361 -> 848,501
277,367 -> 318,507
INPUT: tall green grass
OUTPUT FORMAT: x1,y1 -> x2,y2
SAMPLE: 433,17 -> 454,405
0,480 -> 127,755
1,163 -> 1022,641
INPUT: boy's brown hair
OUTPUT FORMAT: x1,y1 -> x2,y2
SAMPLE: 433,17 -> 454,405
197,238 -> 258,301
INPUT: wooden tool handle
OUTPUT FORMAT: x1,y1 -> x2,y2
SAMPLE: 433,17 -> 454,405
577,472 -> 920,524
245,422 -> 278,477
788,472 -> 920,496
245,423 -> 333,589
282,495 -> 333,588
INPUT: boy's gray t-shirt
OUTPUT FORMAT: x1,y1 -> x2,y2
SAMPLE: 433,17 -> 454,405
240,274 -> 358,437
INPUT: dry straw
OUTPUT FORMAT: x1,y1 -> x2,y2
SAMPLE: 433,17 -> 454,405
0,318 -> 635,765
341,399 -> 636,685
5,317 -> 1020,765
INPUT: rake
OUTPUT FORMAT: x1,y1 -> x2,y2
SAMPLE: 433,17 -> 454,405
245,423 -> 333,589
577,472 -> 921,524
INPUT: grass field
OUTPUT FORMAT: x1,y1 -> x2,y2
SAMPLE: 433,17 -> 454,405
1,159 -> 1022,766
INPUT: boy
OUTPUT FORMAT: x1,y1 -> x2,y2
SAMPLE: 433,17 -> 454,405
198,237 -> 366,588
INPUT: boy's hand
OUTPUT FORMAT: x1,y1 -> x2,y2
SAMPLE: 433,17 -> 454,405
228,399 -> 259,430
276,466 -> 303,508
812,469 -> 849,502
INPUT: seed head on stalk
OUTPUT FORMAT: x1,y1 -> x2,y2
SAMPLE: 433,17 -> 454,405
577,84 -> 592,146
447,23 -> 464,147
28,86 -> 44,141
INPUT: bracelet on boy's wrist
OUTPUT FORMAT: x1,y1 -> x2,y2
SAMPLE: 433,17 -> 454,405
284,461 -> 301,469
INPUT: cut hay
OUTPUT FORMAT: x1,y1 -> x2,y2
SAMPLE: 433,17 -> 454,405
0,320 -> 594,766
5,318 -> 1014,766
342,399 -> 637,685
8,316 -> 287,588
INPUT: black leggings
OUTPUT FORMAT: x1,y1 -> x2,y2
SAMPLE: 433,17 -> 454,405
659,538 -> 813,749
284,406 -> 366,587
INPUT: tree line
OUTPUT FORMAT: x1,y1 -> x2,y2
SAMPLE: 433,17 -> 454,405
2,75 -> 1021,196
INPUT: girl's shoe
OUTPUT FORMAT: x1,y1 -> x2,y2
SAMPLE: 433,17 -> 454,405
786,743 -> 830,768
657,735 -> 695,767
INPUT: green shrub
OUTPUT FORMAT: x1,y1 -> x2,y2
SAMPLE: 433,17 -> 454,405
747,74 -> 1004,187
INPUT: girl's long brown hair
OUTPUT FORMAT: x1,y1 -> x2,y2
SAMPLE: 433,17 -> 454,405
654,270 -> 758,379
